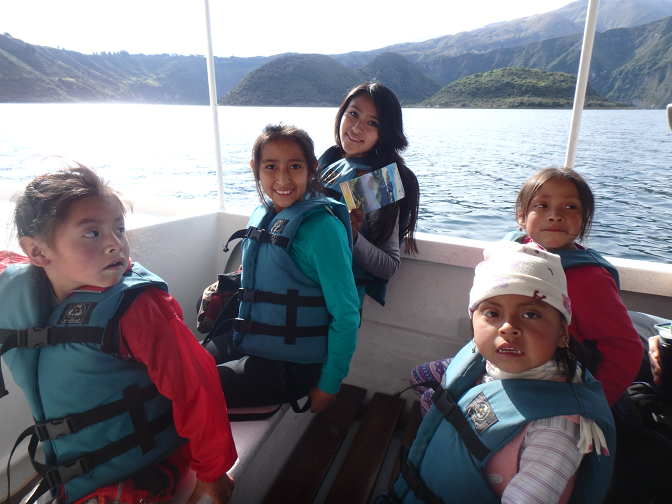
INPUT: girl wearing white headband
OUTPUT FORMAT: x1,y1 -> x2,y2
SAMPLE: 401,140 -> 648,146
392,242 -> 614,504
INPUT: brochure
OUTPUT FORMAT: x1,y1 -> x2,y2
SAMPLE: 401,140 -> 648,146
339,162 -> 405,213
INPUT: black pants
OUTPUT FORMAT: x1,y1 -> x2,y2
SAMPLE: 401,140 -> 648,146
203,332 -> 322,408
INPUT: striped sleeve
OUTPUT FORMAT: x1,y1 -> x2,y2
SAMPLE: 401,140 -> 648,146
502,416 -> 584,504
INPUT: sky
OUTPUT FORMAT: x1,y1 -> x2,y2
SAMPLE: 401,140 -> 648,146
0,0 -> 576,58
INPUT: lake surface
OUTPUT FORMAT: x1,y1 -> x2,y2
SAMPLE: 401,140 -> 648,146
0,104 -> 670,262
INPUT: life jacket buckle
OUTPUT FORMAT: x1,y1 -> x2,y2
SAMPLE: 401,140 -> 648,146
233,318 -> 253,333
35,417 -> 74,441
239,288 -> 256,303
17,327 -> 52,348
245,227 -> 267,242
46,457 -> 91,487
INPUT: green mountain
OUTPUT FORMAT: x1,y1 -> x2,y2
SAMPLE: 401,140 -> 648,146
2,0 -> 672,107
410,16 -> 672,108
219,52 -> 440,106
0,33 -> 279,104
420,67 -> 622,108
218,54 -> 362,106
358,52 -> 441,104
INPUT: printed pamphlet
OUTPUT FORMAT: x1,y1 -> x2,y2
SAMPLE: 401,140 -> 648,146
339,163 -> 405,213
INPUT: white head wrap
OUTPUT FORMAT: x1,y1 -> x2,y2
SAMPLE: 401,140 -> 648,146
468,241 -> 571,323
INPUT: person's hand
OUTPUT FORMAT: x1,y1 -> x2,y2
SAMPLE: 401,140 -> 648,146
350,209 -> 365,241
186,474 -> 234,504
649,335 -> 662,386
309,387 -> 336,413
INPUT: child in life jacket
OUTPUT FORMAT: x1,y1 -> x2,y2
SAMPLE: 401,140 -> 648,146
0,165 -> 236,504
381,242 -> 615,504
316,82 -> 420,307
411,168 -> 641,409
203,124 -> 360,413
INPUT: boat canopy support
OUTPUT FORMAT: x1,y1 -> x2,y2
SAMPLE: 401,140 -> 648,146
204,0 -> 224,210
565,0 -> 601,170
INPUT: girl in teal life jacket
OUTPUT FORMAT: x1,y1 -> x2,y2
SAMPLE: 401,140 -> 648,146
381,242 -> 615,504
0,164 -> 236,504
317,82 -> 420,307
203,124 -> 360,413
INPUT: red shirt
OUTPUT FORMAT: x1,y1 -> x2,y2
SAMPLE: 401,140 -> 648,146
565,264 -> 642,405
116,286 -> 237,481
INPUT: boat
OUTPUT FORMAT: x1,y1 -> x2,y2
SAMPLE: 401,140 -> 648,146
2,1 -> 672,503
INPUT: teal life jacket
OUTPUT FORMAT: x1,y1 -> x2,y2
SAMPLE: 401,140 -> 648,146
0,263 -> 185,504
317,146 -> 408,306
225,198 -> 351,363
502,231 -> 620,289
382,345 -> 616,504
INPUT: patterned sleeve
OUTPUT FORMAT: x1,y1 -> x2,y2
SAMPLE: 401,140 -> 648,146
502,416 -> 583,504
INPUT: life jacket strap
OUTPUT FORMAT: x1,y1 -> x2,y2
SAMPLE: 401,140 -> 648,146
40,409 -> 175,488
399,446 -> 445,504
321,187 -> 342,200
431,387 -> 490,461
223,226 -> 290,252
354,276 -> 389,287
239,288 -> 326,307
34,383 -> 161,442
233,319 -> 329,345
0,327 -> 103,399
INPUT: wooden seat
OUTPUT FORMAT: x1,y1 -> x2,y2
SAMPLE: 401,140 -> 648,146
322,392 -> 405,504
260,384 -> 367,504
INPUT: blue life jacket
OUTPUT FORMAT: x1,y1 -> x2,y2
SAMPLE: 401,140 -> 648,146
502,231 -> 620,289
317,146 -> 409,306
0,263 -> 184,503
383,345 -> 616,504
226,198 -> 351,363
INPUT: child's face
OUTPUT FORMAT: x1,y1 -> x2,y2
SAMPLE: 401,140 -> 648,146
339,94 -> 379,158
255,139 -> 313,213
518,177 -> 583,250
38,195 -> 130,301
473,294 -> 569,374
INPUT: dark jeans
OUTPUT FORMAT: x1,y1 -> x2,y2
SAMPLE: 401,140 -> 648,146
203,332 -> 322,408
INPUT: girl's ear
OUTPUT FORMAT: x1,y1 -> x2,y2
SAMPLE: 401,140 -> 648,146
19,236 -> 52,267
517,210 -> 526,226
558,322 -> 570,348
249,160 -> 254,170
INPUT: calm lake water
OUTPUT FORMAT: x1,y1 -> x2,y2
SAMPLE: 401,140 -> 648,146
0,104 -> 670,262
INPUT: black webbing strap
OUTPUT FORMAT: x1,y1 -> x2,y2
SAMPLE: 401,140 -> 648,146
399,446 -> 445,504
321,187 -> 342,200
233,319 -> 328,345
38,409 -> 174,489
223,227 -> 290,252
431,387 -> 490,461
34,383 -> 161,442
239,288 -> 327,345
0,327 -> 104,399
123,383 -> 157,454
290,396 -> 311,414
239,288 -> 326,307
104,288 -> 146,355
354,276 -> 389,287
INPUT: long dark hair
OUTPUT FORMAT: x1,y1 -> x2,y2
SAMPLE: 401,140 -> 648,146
334,82 -> 419,254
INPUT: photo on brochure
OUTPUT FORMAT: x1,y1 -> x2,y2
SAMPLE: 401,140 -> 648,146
340,163 -> 405,213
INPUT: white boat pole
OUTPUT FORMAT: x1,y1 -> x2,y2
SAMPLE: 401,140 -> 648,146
204,0 -> 224,209
565,0 -> 601,169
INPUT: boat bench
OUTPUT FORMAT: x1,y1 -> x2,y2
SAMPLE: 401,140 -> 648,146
260,384 -> 422,504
